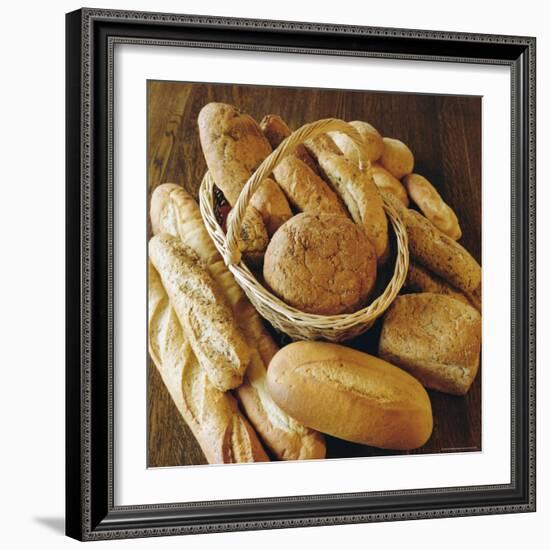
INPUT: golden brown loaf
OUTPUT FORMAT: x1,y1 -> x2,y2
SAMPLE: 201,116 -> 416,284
371,163 -> 409,206
316,151 -> 390,264
151,183 -> 268,264
329,120 -> 384,163
149,233 -> 250,391
382,190 -> 481,292
259,113 -> 318,173
406,261 -> 473,308
198,103 -> 292,238
379,293 -> 482,395
403,173 -> 462,240
272,156 -> 348,216
148,262 -> 269,464
267,341 -> 433,450
150,184 -> 326,460
263,213 -> 377,315
249,177 -> 293,236
380,137 -> 415,179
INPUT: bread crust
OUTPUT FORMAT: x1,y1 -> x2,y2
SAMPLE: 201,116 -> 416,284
316,151 -> 389,264
383,190 -> 481,292
259,114 -> 318,173
380,137 -> 415,179
150,184 -> 326,460
273,156 -> 348,216
379,293 -> 481,395
148,262 -> 269,464
329,120 -> 384,163
267,341 -> 433,450
403,173 -> 462,240
263,213 -> 377,315
371,163 -> 409,207
149,233 -> 250,391
249,177 -> 293,236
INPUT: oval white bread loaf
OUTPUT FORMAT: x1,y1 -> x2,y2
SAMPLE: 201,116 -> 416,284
149,233 -> 250,391
148,262 -> 269,464
267,341 -> 433,450
150,184 -> 326,460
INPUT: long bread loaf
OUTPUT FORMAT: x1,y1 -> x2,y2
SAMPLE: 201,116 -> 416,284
149,233 -> 250,391
148,262 -> 269,464
151,184 -> 326,460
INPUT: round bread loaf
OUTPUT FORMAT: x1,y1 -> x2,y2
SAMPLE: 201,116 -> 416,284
267,341 -> 433,450
263,213 -> 377,315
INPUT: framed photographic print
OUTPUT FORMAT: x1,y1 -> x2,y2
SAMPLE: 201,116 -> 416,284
65,8 -> 536,541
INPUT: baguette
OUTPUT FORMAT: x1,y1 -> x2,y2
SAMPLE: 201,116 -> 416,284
148,262 -> 269,463
150,184 -> 326,460
267,341 -> 433,450
272,156 -> 349,216
149,233 -> 250,391
198,103 -> 292,236
316,151 -> 389,264
403,173 -> 462,240
379,293 -> 482,395
382,190 -> 481,292
259,114 -> 318,173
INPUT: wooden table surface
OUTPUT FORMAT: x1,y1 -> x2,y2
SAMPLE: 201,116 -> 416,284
147,80 -> 481,467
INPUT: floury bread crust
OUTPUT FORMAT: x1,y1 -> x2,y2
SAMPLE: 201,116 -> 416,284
316,151 -> 390,264
263,213 -> 377,315
149,233 -> 250,391
148,262 -> 269,464
266,341 -> 433,450
150,184 -> 326,460
379,293 -> 482,395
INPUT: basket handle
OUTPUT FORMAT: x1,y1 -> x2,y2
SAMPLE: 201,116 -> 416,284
225,118 -> 368,265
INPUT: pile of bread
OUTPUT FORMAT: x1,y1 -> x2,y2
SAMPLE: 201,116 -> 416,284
148,102 -> 482,464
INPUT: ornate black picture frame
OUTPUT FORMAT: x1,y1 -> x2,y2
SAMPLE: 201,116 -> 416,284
65,8 -> 536,541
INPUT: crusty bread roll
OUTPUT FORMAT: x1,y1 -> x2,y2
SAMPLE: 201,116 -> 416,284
304,133 -> 342,159
406,261 -> 475,309
329,120 -> 384,163
316,151 -> 389,264
198,102 -> 292,237
149,233 -> 250,391
371,163 -> 409,206
264,213 -> 377,315
259,114 -> 318,173
150,184 -> 326,460
267,341 -> 433,450
226,205 -> 269,266
273,156 -> 348,217
380,137 -> 414,179
382,190 -> 481,292
148,262 -> 269,464
403,173 -> 462,240
379,293 -> 481,395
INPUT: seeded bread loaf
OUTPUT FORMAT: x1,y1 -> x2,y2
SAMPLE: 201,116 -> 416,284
379,293 -> 482,395
148,262 -> 269,464
149,233 -> 250,391
383,190 -> 481,292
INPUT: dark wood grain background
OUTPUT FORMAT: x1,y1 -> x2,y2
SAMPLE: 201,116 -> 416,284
147,80 -> 481,467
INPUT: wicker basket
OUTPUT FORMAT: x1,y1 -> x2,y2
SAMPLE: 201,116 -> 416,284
199,118 -> 409,342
